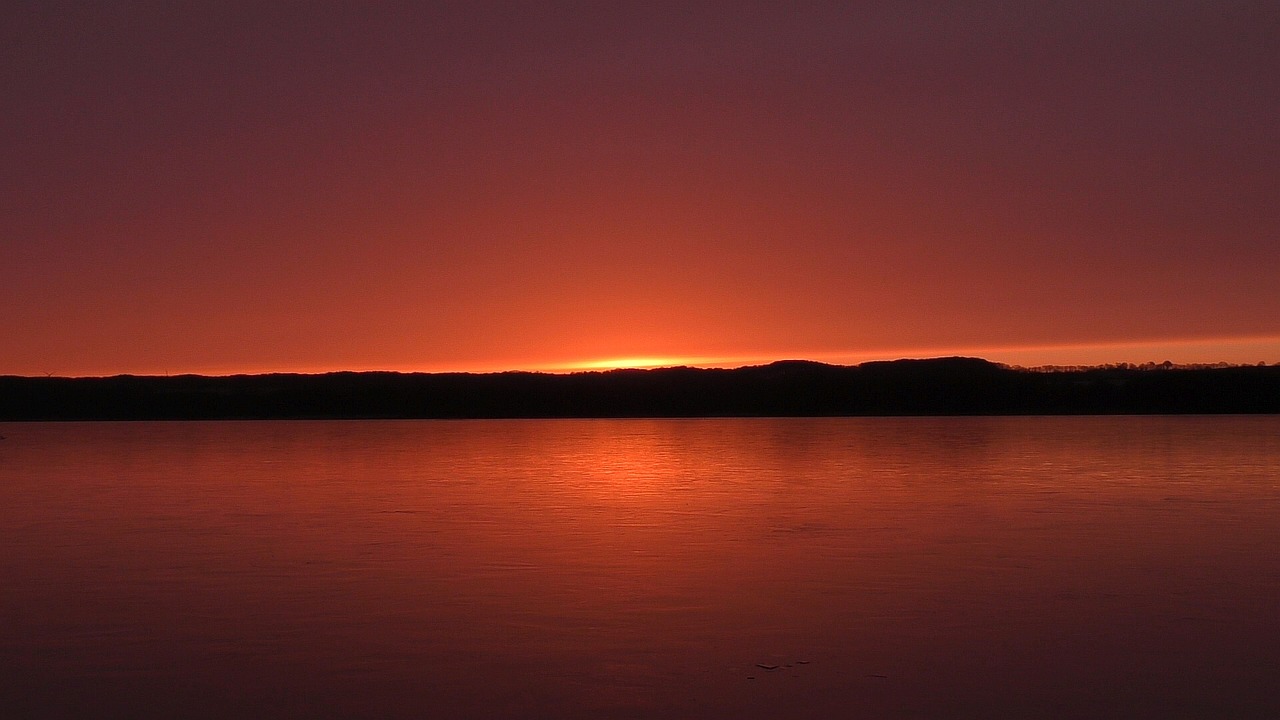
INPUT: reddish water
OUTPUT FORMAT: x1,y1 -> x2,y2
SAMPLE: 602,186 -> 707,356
1,417 -> 1278,718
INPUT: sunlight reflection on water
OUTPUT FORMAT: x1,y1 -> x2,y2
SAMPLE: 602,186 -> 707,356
1,417 -> 1278,719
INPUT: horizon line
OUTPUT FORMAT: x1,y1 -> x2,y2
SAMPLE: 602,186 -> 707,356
10,340 -> 1280,381
9,335 -> 1280,379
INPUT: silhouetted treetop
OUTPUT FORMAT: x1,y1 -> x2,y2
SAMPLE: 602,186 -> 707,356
1,357 -> 1277,420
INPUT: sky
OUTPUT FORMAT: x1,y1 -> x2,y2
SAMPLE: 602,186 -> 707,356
4,1 -> 1278,376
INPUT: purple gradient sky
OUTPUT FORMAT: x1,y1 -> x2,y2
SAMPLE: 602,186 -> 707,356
4,2 -> 1278,375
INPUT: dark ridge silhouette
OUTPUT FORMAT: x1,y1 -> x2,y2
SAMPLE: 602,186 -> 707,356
1,357 -> 1278,420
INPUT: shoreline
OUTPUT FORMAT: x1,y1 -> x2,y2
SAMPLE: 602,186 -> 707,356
3,357 -> 1279,420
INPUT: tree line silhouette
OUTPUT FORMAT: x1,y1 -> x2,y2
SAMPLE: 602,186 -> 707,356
1,357 -> 1278,420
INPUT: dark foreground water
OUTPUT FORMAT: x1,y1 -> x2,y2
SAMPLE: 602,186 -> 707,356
1,417 -> 1277,719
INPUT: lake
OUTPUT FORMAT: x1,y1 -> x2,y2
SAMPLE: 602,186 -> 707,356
1,417 -> 1277,718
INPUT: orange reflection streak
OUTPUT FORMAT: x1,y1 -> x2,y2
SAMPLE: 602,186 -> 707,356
5,418 -> 1280,716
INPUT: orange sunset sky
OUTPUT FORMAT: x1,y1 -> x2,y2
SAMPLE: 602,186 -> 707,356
4,2 -> 1278,376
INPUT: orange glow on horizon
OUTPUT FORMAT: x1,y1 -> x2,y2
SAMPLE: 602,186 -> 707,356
549,356 -> 720,372
24,330 -> 1274,376
508,334 -> 1280,377
82,333 -> 1277,378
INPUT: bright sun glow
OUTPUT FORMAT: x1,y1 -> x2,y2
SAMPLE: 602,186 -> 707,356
525,334 -> 1280,376
567,357 -> 693,371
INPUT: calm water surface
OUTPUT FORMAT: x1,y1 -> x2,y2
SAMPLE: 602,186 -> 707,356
1,417 -> 1278,719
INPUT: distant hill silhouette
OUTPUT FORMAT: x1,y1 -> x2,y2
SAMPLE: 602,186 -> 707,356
1,358 -> 1278,420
